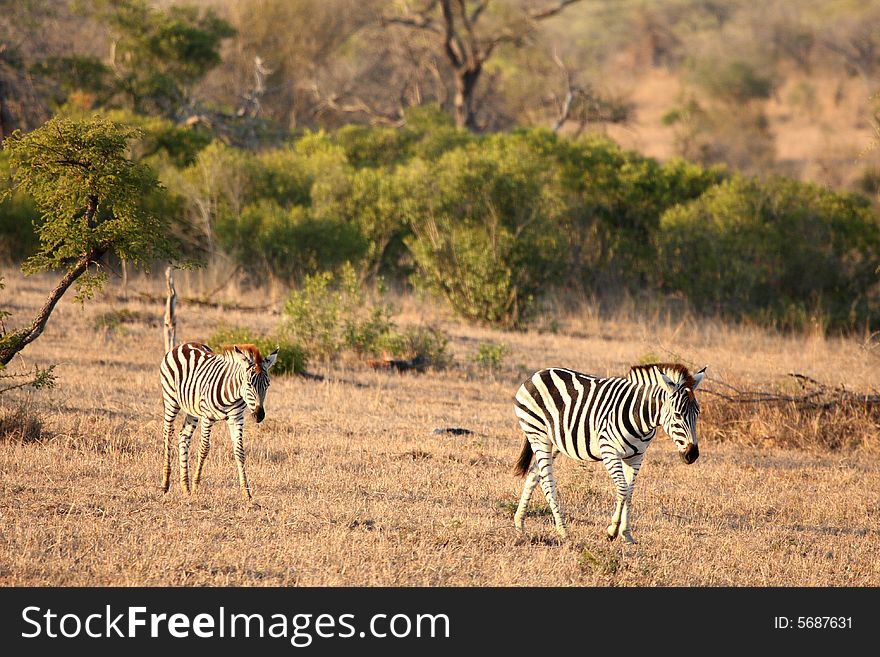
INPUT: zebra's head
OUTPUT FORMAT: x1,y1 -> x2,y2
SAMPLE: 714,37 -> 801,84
231,345 -> 279,423
658,366 -> 706,464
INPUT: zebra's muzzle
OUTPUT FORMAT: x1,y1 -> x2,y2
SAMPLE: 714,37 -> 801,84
681,443 -> 699,464
253,407 -> 265,423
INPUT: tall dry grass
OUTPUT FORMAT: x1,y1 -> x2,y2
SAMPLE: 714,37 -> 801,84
1,269 -> 878,586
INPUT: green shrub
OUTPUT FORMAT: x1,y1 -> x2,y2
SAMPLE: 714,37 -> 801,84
406,132 -> 569,328
215,200 -> 366,285
473,342 -> 509,370
281,263 -> 395,361
333,124 -> 414,169
657,175 -> 880,330
281,264 -> 453,368
251,146 -> 314,207
341,166 -> 414,279
0,151 -> 40,260
206,326 -> 307,376
92,309 -> 152,336
378,325 -> 454,370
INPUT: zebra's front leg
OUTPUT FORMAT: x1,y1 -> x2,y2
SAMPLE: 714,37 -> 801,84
514,464 -> 540,532
192,419 -> 215,492
534,447 -> 567,540
226,414 -> 252,499
161,402 -> 180,493
618,454 -> 644,544
177,415 -> 199,494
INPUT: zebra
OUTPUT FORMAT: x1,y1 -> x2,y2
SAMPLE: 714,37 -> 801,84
512,363 -> 705,543
160,342 -> 278,499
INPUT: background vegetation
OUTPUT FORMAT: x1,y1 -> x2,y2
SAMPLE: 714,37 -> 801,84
3,1 -> 880,334
2,2 -> 880,588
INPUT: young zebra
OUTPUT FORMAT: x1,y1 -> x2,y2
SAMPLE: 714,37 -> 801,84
160,342 -> 278,499
513,363 -> 705,543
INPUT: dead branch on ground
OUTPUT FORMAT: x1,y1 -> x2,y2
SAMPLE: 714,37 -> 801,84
702,373 -> 880,412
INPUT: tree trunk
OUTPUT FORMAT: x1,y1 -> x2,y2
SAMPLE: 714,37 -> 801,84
0,247 -> 106,366
164,266 -> 177,353
453,66 -> 481,130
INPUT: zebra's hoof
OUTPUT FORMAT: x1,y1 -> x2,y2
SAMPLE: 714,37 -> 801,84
556,527 -> 569,541
606,524 -> 619,541
622,530 -> 637,545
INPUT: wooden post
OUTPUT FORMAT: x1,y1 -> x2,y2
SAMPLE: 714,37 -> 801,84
120,258 -> 129,301
164,266 -> 177,353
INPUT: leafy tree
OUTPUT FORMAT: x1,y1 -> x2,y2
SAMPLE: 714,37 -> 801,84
0,116 -> 180,365
100,0 -> 236,118
406,131 -> 568,328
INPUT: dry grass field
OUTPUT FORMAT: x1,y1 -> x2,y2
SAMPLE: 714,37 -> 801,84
1,268 -> 879,586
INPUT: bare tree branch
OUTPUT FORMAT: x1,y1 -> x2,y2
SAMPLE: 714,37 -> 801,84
529,0 -> 583,21
385,0 -> 583,129
702,373 -> 880,411
310,84 -> 405,127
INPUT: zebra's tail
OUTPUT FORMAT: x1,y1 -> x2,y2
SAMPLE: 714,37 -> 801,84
513,438 -> 533,477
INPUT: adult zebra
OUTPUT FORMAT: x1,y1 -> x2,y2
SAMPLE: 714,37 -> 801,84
513,363 -> 705,543
160,342 -> 278,499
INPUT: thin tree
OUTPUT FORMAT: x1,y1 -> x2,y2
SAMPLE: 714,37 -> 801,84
0,116 -> 180,366
383,0 -> 582,130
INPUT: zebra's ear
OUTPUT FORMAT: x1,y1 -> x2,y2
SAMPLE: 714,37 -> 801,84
659,372 -> 677,393
264,349 -> 279,371
232,345 -> 253,367
692,367 -> 707,390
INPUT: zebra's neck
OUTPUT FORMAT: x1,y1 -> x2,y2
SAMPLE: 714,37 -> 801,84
624,367 -> 672,434
216,353 -> 248,406
623,380 -> 665,436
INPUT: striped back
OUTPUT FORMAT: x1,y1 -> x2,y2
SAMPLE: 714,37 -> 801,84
160,342 -> 278,422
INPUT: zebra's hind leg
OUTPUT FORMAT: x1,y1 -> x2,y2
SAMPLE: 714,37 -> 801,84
534,446 -> 567,540
162,402 -> 180,493
602,452 -> 642,544
514,464 -> 540,532
192,419 -> 215,492
618,454 -> 644,544
177,415 -> 199,494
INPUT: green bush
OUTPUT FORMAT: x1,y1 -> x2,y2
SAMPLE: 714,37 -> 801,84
333,124 -> 414,169
215,200 -> 366,285
281,263 -> 394,361
251,146 -> 314,207
377,325 -> 454,370
406,131 -> 569,328
473,342 -> 509,370
92,309 -> 152,336
0,151 -> 41,260
206,326 -> 307,376
657,175 -> 880,330
281,264 -> 453,368
341,166 -> 414,279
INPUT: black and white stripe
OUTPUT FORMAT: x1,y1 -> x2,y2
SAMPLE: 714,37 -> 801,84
513,363 -> 705,543
160,342 -> 278,498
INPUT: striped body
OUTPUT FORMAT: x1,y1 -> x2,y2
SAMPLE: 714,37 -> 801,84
160,342 -> 277,498
513,363 -> 704,543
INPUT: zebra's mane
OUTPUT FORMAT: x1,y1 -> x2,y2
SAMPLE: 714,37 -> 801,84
221,344 -> 265,373
627,363 -> 695,390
